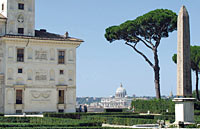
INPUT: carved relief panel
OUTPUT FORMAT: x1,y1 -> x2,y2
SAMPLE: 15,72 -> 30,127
35,70 -> 47,81
35,49 -> 48,61
31,90 -> 51,102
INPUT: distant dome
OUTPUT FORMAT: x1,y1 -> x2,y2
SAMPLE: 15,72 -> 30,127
115,83 -> 127,98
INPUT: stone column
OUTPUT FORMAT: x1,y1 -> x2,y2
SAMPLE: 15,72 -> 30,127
173,6 -> 195,125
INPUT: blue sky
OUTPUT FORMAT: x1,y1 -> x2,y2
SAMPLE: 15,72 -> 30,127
35,0 -> 200,97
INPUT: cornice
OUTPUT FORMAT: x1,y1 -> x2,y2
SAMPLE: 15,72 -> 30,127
0,37 -> 82,47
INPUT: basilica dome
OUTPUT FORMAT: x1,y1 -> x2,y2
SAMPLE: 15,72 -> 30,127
115,84 -> 127,98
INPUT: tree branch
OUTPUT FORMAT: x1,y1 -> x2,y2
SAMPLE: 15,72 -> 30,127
155,39 -> 160,48
125,42 -> 154,68
144,38 -> 154,48
139,38 -> 153,50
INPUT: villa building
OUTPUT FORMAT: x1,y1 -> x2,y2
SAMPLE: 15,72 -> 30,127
0,0 -> 83,114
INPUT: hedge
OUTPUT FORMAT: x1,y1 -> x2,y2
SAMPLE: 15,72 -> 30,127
0,117 -> 102,127
43,112 -> 138,118
0,127 -> 125,129
81,115 -> 157,126
131,99 -> 175,114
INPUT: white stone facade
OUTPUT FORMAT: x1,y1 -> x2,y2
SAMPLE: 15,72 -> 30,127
101,84 -> 132,109
0,0 -> 83,114
0,0 -> 35,36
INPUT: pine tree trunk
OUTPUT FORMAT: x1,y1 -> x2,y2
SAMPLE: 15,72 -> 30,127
195,70 -> 200,101
154,48 -> 161,99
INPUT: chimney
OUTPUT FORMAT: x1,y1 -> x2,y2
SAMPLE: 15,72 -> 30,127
40,29 -> 47,32
64,32 -> 69,38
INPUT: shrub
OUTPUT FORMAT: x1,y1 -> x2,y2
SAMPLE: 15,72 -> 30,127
131,99 -> 175,114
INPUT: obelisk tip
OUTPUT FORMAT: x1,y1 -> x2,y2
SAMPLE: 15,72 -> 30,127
182,5 -> 186,9
179,5 -> 189,16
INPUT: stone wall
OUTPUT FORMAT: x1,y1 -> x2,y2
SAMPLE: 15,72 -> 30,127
2,38 -> 78,114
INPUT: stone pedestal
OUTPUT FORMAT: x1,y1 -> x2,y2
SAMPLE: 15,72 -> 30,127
173,98 -> 195,124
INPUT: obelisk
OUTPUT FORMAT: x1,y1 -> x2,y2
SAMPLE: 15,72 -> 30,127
173,6 -> 195,125
177,5 -> 192,97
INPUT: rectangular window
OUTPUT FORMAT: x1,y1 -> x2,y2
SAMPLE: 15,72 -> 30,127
18,28 -> 24,34
16,110 -> 22,114
58,90 -> 64,104
58,109 -> 64,113
18,68 -> 23,73
58,51 -> 65,64
18,3 -> 24,10
2,4 -> 4,11
17,48 -> 24,62
60,70 -> 64,75
16,90 -> 22,104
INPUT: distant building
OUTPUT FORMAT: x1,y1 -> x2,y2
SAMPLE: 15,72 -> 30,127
101,84 -> 132,109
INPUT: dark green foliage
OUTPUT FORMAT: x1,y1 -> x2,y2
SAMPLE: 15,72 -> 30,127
105,9 -> 177,99
194,101 -> 200,110
0,112 -> 169,128
172,46 -> 200,100
6,111 -> 200,128
43,112 -> 81,119
81,115 -> 157,126
105,108 -> 123,112
172,54 -> 177,64
1,112 -> 200,128
0,117 -> 101,127
184,124 -> 198,128
154,115 -> 175,123
131,99 -> 175,114
44,112 -> 139,118
172,46 -> 200,71
105,9 -> 177,43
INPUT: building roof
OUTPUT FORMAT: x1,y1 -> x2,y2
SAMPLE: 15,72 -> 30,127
2,29 -> 83,42
35,30 -> 83,42
35,30 -> 65,39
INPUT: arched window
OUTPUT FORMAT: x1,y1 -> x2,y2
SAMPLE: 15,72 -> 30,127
50,69 -> 55,81
7,68 -> 13,80
69,50 -> 74,61
8,47 -> 13,58
7,89 -> 13,104
68,70 -> 74,85
50,49 -> 55,60
27,48 -> 33,59
27,70 -> 33,80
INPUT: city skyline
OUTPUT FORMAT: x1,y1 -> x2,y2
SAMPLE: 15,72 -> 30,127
35,0 -> 200,97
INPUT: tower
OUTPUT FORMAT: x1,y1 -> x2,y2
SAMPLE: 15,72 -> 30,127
0,0 -> 35,36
